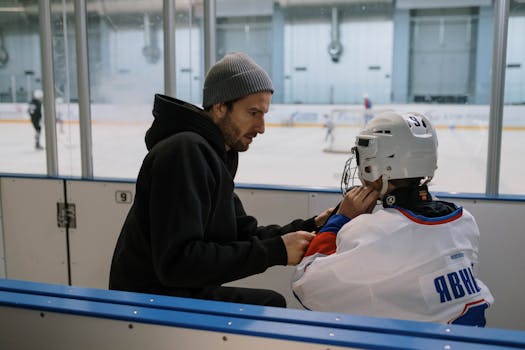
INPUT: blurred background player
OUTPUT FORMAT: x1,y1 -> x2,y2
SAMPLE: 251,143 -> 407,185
28,89 -> 43,150
363,93 -> 372,125
293,111 -> 494,326
322,113 -> 335,150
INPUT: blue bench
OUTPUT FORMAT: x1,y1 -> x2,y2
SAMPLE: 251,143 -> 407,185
0,278 -> 524,349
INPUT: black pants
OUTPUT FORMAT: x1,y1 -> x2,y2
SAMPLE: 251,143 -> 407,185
191,286 -> 287,308
30,114 -> 41,132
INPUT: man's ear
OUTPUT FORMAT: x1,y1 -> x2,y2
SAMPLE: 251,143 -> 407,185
209,102 -> 227,123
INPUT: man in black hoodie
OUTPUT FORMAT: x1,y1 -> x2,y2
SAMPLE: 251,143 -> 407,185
109,52 -> 332,307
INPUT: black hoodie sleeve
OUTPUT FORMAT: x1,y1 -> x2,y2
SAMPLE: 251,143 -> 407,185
148,133 -> 287,287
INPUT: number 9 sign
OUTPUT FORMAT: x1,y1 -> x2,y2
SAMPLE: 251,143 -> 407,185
115,190 -> 132,204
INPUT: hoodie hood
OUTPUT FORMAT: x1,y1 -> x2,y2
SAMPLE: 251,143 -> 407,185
145,94 -> 238,174
146,94 -> 225,153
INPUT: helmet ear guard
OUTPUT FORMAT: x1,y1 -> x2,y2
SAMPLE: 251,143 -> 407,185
340,111 -> 438,197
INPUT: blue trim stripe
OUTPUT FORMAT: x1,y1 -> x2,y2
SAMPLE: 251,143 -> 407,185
0,288 -> 523,350
393,206 -> 463,225
1,173 -> 525,200
320,214 -> 351,235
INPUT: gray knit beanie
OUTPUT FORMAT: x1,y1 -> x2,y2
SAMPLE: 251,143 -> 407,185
202,52 -> 274,108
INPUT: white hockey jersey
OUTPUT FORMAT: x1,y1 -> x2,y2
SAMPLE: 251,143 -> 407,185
292,206 -> 494,326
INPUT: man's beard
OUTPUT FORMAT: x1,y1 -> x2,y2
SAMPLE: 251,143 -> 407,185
218,111 -> 249,152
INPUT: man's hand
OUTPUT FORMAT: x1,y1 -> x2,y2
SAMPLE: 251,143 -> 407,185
281,231 -> 316,265
314,207 -> 335,228
337,186 -> 379,219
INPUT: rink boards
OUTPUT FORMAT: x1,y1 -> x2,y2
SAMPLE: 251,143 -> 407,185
0,278 -> 524,350
2,102 -> 525,127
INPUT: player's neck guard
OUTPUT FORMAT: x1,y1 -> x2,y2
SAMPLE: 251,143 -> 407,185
382,184 -> 432,209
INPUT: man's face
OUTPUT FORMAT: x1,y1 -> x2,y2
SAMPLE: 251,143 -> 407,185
215,91 -> 272,152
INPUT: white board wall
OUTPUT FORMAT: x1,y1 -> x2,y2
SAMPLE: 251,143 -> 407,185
0,177 -> 68,284
1,176 -> 524,330
66,180 -> 134,289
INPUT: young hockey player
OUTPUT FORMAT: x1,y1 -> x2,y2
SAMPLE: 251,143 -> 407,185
293,111 -> 494,326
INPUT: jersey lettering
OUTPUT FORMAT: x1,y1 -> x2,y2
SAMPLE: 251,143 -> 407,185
434,276 -> 452,302
468,267 -> 482,292
448,272 -> 466,299
458,268 -> 475,294
434,267 -> 480,303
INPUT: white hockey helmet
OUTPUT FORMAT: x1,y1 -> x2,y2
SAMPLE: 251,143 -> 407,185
341,111 -> 438,196
33,89 -> 43,100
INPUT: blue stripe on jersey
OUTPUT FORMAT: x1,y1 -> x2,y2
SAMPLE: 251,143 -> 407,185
392,206 -> 463,225
450,299 -> 490,327
319,214 -> 351,235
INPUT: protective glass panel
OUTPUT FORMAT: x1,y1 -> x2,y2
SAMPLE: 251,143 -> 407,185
86,0 -> 162,178
500,0 -> 525,195
229,1 -> 492,194
52,0 -> 80,176
0,1 -> 46,174
3,1 -> 521,197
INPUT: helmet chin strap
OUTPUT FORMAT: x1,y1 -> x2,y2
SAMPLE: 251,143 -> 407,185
421,176 -> 433,186
379,176 -> 389,198
358,174 -> 389,199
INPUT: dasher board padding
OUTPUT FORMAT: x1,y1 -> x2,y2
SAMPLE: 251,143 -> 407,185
0,278 -> 524,350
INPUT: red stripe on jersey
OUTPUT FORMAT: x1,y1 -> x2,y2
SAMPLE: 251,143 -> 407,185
304,232 -> 337,257
394,207 -> 463,225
